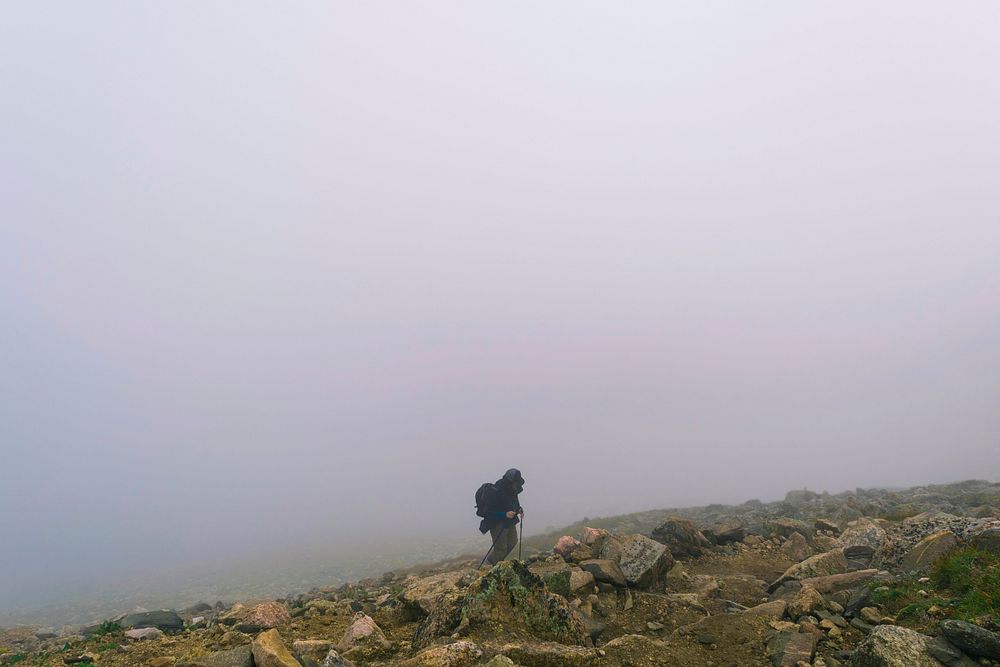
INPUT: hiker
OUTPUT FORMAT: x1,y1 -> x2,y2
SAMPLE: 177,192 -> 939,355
477,468 -> 525,565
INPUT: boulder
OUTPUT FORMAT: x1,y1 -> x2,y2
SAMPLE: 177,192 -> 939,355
124,627 -> 164,640
118,610 -> 184,633
844,544 -> 876,570
704,522 -> 746,545
527,562 -> 575,596
835,519 -> 887,552
799,569 -> 881,594
770,549 -> 849,591
413,561 -> 589,649
939,619 -> 1000,659
578,559 -> 627,587
743,600 -> 787,618
554,536 -> 583,557
900,531 -> 958,572
338,613 -> 389,655
580,527 -> 609,546
815,519 -> 841,535
483,658 -> 515,667
252,630 -> 300,667
968,525 -> 1000,555
602,534 -> 673,589
492,641 -> 598,667
852,624 -> 942,666
765,518 -> 813,543
925,636 -> 978,667
786,584 -> 824,619
569,569 -> 595,594
291,641 -> 333,667
780,532 -> 812,561
220,602 -> 290,633
766,630 -> 816,667
176,646 -> 253,667
318,651 -> 354,667
402,570 -> 473,615
397,641 -> 482,667
784,489 -> 819,506
650,518 -> 712,558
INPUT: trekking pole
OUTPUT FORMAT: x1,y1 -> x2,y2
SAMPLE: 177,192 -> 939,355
479,524 -> 509,568
518,511 -> 523,560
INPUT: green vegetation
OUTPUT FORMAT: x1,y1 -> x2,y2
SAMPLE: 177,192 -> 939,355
868,546 -> 999,628
92,620 -> 121,637
6,654 -> 26,665
931,546 -> 999,622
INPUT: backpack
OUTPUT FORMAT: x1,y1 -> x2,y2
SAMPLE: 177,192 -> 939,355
474,482 -> 497,518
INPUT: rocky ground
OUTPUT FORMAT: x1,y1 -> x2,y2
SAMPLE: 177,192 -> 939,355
3,479 -> 999,667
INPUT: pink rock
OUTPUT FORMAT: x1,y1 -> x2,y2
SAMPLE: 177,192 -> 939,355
554,535 -> 582,556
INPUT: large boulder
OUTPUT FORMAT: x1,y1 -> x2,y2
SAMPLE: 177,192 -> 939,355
703,522 -> 746,545
785,584 -> 824,619
580,527 -> 609,547
766,629 -> 816,667
968,525 -> 1000,555
527,561 -> 575,596
252,629 -> 300,667
836,518 -> 887,551
900,531 -> 958,572
118,610 -> 184,633
743,600 -> 787,618
799,569 -> 881,594
338,613 -> 390,657
554,536 -> 583,557
852,624 -> 942,667
397,641 -> 482,667
780,532 -> 812,561
291,641 -> 333,667
413,561 -> 588,649
402,570 -> 474,615
651,518 -> 712,558
578,559 -> 627,587
176,646 -> 253,667
940,620 -> 1000,659
219,602 -> 290,633
601,534 -> 673,589
769,549 -> 849,591
489,641 -> 598,667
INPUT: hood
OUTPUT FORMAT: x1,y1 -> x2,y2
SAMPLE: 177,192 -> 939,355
499,468 -> 524,494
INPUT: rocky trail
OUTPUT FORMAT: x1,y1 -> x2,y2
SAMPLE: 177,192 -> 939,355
3,479 -> 999,667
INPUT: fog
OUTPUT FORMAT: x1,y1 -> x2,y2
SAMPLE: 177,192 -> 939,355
2,2 -> 999,620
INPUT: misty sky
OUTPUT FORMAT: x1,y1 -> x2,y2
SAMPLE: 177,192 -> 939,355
2,2 -> 999,612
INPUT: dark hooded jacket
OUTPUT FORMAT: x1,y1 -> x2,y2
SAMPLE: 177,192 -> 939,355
478,468 -> 524,534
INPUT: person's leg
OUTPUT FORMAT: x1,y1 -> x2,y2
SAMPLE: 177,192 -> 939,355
488,524 -> 511,565
506,522 -> 519,560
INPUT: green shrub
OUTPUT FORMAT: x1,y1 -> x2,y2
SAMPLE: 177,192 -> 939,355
92,620 -> 121,637
931,547 -> 999,623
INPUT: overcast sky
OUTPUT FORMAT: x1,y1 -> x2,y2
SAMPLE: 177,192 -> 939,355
2,2 -> 999,613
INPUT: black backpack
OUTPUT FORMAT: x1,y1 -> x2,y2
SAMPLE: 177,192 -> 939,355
474,482 -> 496,518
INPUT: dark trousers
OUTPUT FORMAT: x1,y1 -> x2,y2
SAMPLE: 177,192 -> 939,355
488,522 -> 518,565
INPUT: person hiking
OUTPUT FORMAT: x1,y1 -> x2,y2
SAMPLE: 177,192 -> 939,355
478,468 -> 525,565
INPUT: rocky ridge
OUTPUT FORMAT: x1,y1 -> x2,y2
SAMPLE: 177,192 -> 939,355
2,479 -> 999,667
